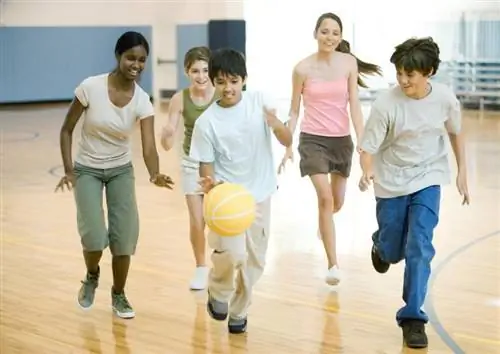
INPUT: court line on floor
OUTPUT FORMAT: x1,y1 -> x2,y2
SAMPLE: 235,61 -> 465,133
1,131 -> 40,143
48,164 -> 63,177
425,230 -> 500,354
2,235 -> 499,347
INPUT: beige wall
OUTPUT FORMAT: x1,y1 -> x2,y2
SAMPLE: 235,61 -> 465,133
2,0 -> 244,101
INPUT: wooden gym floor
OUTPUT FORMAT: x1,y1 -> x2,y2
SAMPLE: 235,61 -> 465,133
0,102 -> 499,354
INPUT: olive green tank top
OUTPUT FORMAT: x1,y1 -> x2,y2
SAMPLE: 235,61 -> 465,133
182,88 -> 217,156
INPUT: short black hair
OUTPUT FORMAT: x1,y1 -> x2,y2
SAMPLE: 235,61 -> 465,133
390,37 -> 441,77
209,48 -> 247,83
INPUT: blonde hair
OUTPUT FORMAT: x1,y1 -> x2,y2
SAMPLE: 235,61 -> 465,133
184,46 -> 211,70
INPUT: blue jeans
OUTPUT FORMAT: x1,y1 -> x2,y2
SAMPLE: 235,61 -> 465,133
373,185 -> 441,326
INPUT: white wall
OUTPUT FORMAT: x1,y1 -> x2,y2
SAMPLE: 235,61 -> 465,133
2,0 -> 244,101
244,0 -> 497,94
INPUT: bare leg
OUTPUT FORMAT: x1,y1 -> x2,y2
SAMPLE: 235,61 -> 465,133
83,250 -> 103,274
112,255 -> 130,293
330,172 -> 348,214
186,194 -> 208,290
310,174 -> 337,268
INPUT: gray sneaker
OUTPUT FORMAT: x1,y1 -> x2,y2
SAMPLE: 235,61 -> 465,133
78,267 -> 99,310
111,289 -> 135,319
228,317 -> 247,334
207,291 -> 228,321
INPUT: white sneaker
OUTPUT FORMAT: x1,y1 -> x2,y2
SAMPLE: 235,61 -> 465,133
189,266 -> 209,290
325,265 -> 341,286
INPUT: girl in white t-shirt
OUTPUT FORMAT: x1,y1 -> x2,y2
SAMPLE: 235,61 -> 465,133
55,31 -> 174,319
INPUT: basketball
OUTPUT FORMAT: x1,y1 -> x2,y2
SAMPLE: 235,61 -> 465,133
203,182 -> 256,237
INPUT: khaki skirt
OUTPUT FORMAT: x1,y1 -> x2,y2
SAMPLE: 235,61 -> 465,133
298,132 -> 354,178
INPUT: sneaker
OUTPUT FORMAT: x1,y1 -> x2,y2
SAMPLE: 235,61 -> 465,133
78,267 -> 100,310
189,266 -> 209,291
401,320 -> 428,349
111,289 -> 135,319
228,317 -> 247,334
371,244 -> 390,273
325,265 -> 341,286
206,291 -> 228,321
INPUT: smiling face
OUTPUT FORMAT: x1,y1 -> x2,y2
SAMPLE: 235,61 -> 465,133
186,60 -> 210,91
315,17 -> 342,53
213,73 -> 245,107
117,45 -> 147,81
396,68 -> 430,99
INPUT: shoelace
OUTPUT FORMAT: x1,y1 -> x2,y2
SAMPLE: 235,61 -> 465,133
114,293 -> 131,309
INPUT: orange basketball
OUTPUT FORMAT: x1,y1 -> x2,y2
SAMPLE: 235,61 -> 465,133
203,183 -> 256,237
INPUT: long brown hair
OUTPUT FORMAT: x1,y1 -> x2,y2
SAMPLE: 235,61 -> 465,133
314,13 -> 382,88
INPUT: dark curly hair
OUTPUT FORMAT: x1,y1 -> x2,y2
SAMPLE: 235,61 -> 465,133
390,37 -> 441,77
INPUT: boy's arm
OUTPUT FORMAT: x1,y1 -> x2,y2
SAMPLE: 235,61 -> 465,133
358,106 -> 389,174
445,97 -> 466,173
266,110 -> 293,147
262,92 -> 293,147
189,119 -> 217,190
445,95 -> 470,204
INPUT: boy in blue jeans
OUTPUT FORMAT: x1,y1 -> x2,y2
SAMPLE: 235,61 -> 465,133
189,48 -> 292,334
358,37 -> 470,349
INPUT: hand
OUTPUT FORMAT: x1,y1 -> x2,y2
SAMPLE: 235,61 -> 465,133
278,146 -> 294,174
456,171 -> 470,205
358,171 -> 374,192
162,124 -> 175,138
150,173 -> 175,189
197,176 -> 222,194
264,108 -> 280,129
55,172 -> 75,192
160,125 -> 175,151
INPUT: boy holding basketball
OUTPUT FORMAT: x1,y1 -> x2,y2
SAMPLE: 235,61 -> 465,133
189,48 -> 292,334
358,37 -> 470,349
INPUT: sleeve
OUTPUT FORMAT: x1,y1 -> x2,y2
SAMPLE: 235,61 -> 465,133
261,90 -> 289,124
189,117 -> 215,163
444,92 -> 462,134
74,78 -> 90,108
359,103 -> 390,154
137,90 -> 155,120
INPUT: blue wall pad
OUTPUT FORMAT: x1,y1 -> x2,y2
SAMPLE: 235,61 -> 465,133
0,26 -> 153,104
176,24 -> 208,90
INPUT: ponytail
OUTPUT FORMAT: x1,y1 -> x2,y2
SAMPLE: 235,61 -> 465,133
336,39 -> 382,88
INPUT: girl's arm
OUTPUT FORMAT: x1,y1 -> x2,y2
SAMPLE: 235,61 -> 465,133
161,92 -> 183,151
287,64 -> 306,136
140,115 -> 160,179
347,56 -> 364,147
60,97 -> 85,174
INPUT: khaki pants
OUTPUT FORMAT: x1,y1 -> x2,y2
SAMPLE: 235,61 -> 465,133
73,162 -> 139,256
208,197 -> 271,320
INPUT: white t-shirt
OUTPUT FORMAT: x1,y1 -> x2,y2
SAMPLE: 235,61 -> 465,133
189,90 -> 287,203
360,82 -> 462,198
73,73 -> 154,169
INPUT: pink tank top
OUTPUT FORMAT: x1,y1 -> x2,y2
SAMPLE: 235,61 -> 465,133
301,78 -> 350,137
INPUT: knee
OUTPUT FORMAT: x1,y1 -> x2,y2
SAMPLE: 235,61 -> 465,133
317,193 -> 333,211
332,199 -> 344,213
110,240 -> 137,257
213,249 -> 246,268
406,236 -> 435,262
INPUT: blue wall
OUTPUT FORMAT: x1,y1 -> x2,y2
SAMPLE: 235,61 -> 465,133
176,24 -> 208,90
0,26 -> 153,104
459,20 -> 500,59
